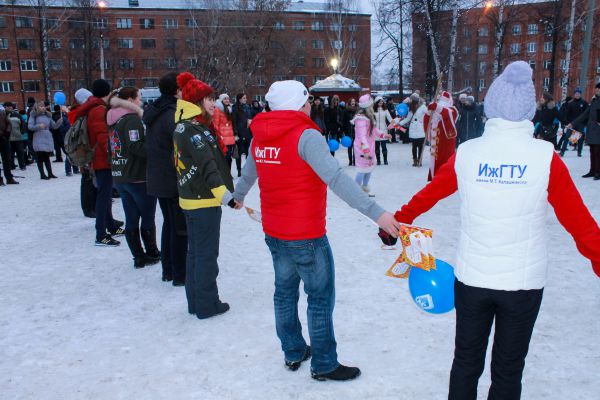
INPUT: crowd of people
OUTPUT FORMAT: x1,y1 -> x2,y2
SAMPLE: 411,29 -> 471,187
1,63 -> 599,394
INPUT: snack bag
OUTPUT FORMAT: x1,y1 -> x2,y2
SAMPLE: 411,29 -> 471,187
386,225 -> 435,279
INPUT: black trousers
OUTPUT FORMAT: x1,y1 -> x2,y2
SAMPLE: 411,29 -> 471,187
11,141 -> 26,169
411,138 -> 425,161
347,138 -> 355,165
449,280 -> 543,400
0,139 -> 14,180
52,131 -> 64,161
80,168 -> 97,216
375,140 -> 388,164
35,151 -> 53,178
235,138 -> 251,173
158,197 -> 188,283
589,144 -> 600,177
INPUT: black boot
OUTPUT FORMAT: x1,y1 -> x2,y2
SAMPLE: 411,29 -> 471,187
311,365 -> 361,381
140,228 -> 161,265
124,229 -> 146,268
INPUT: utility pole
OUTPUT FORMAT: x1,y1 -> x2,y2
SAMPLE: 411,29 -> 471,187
579,0 -> 596,92
10,0 -> 26,108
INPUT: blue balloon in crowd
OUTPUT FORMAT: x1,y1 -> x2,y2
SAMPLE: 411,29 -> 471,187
340,136 -> 352,148
53,91 -> 66,106
328,139 -> 340,152
396,103 -> 409,117
408,259 -> 455,314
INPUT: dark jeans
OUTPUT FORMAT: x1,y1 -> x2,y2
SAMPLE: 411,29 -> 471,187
52,131 -> 64,161
589,144 -> 600,177
114,182 -> 157,231
265,234 -> 339,374
560,131 -> 584,155
95,169 -> 118,240
449,280 -> 543,400
26,139 -> 36,162
226,144 -> 236,170
158,197 -> 188,282
347,138 -> 355,165
184,207 -> 223,317
81,168 -> 97,216
0,139 -> 13,180
375,140 -> 388,164
10,140 -> 26,169
235,138 -> 251,173
35,151 -> 53,178
411,138 -> 425,161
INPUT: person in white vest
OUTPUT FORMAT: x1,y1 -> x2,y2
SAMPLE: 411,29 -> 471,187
390,61 -> 600,400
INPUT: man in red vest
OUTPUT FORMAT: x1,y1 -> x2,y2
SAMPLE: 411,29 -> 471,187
233,81 -> 400,381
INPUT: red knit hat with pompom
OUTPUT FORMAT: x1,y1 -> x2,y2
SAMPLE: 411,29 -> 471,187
176,72 -> 214,104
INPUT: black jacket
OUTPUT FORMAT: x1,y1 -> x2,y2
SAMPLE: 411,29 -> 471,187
342,107 -> 357,138
108,113 -> 147,183
232,103 -> 252,140
564,98 -> 589,130
143,95 -> 178,198
456,104 -> 483,142
533,104 -> 563,127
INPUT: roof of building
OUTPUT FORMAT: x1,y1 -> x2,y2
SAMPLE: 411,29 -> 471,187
309,74 -> 362,92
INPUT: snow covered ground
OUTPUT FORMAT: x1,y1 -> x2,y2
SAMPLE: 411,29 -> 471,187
1,143 -> 599,400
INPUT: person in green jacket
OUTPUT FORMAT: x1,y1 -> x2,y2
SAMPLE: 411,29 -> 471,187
174,72 -> 239,319
107,87 -> 160,268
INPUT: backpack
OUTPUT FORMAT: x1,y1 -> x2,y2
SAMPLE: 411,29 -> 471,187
64,114 -> 96,167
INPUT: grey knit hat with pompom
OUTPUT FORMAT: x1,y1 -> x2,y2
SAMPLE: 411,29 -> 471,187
484,61 -> 536,122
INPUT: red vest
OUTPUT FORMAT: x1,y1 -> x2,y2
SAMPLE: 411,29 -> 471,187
251,111 -> 327,240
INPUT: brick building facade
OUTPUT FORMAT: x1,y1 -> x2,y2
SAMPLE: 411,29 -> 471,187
412,1 -> 600,102
0,0 -> 371,107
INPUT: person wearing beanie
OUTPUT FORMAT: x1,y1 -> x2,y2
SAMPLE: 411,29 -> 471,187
77,79 -> 125,246
173,71 -> 236,319
570,82 -> 600,179
143,72 -> 187,284
533,92 -> 563,148
233,80 -> 400,382
373,96 -> 392,165
387,61 -> 600,399
559,89 -> 588,157
424,90 -> 459,181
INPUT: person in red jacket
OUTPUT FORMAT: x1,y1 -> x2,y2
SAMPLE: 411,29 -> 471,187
424,91 -> 458,181
214,94 -> 236,169
76,79 -> 124,246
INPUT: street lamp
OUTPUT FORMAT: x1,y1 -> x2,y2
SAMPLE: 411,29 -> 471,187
98,1 -> 107,79
330,58 -> 339,74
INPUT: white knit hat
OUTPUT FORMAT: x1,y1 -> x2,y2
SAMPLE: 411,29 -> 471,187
265,80 -> 309,111
484,61 -> 536,122
75,88 -> 93,105
218,93 -> 229,102
358,94 -> 373,109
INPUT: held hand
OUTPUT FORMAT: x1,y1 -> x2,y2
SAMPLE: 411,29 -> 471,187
566,123 -> 573,129
234,199 -> 243,210
376,212 -> 401,237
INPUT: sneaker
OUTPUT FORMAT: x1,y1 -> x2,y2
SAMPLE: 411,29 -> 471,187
311,365 -> 361,382
108,227 -> 125,237
285,346 -> 312,371
113,219 -> 125,228
95,236 -> 120,246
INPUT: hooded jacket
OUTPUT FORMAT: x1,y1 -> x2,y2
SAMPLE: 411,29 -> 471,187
76,97 -> 109,170
456,103 -> 484,143
28,108 -> 61,152
173,99 -> 233,210
213,107 -> 235,146
143,94 -> 178,198
107,98 -> 147,183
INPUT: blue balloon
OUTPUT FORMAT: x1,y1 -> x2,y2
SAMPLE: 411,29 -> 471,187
340,136 -> 352,148
328,139 -> 340,152
396,103 -> 409,117
408,259 -> 455,314
53,91 -> 66,106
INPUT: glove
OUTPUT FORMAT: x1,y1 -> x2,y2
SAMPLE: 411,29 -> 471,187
227,198 -> 237,209
378,228 -> 398,246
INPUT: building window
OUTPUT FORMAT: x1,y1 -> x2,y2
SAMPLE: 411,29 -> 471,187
348,24 -> 357,32
48,60 -> 62,71
543,42 -> 552,53
543,77 -> 550,88
478,45 -> 488,54
478,79 -> 486,90
18,39 -> 35,50
119,59 -> 134,70
165,39 -> 178,49
296,57 -> 305,67
185,18 -> 198,28
141,39 -> 156,49
527,24 -> 538,35
297,39 -> 306,48
163,18 -> 178,29
478,26 -> 489,37
16,17 -> 33,28
350,40 -> 357,49
70,59 -> 84,70
140,18 -> 154,29
313,57 -> 325,68
142,59 -> 156,69
143,78 -> 159,87
330,23 -> 341,32
0,81 -> 15,93
312,21 -> 324,31
313,76 -> 324,85
0,60 -> 11,71
93,18 -> 108,29
294,76 -> 305,84
186,58 -> 198,68
293,21 -> 305,31
117,39 -> 134,49
273,75 -> 286,82
544,60 -> 551,70
510,43 -> 520,54
512,24 -> 521,35
463,46 -> 471,55
69,39 -> 85,49
464,79 -> 471,88
23,80 -> 40,92
165,58 -> 178,69
463,63 -> 471,72
257,76 -> 266,87
46,18 -> 59,29
597,58 -> 600,73
479,61 -> 486,72
255,57 -> 265,68
95,60 -> 111,70
560,59 -> 567,70
68,17 -> 84,30
527,42 -> 536,53
20,60 -> 38,71
117,18 -> 132,29
48,38 -> 61,49
331,40 -> 342,50
463,27 -> 471,37
350,58 -> 358,68
0,38 -> 8,50
0,17 -> 5,28
274,21 -> 285,30
312,40 -> 324,50
92,38 -> 109,49
121,79 -> 136,87
49,80 -> 65,91
529,60 -> 536,70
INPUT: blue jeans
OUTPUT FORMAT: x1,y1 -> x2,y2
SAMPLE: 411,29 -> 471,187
264,234 -> 339,374
560,130 -> 584,155
65,157 -> 79,175
355,172 -> 371,187
114,182 -> 157,231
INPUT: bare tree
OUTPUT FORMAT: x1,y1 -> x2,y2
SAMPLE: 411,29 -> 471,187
484,0 -> 517,79
323,0 -> 360,77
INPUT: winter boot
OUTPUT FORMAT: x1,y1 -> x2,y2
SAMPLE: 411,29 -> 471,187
0,177 -> 5,186
140,228 -> 161,265
124,229 -> 146,268
285,346 -> 312,371
311,365 -> 361,381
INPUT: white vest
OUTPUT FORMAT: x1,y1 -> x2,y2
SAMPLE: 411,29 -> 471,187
454,118 -> 554,290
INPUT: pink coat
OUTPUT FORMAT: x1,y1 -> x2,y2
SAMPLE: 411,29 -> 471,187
352,115 -> 385,172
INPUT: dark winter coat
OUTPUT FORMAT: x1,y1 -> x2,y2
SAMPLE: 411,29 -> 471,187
232,103 -> 253,140
342,107 -> 357,138
51,111 -> 71,139
324,106 -> 342,139
456,103 -> 484,142
573,95 -> 600,145
107,105 -> 147,184
533,104 -> 563,128
0,110 -> 10,142
143,94 -> 178,198
564,98 -> 589,131
28,108 -> 61,152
